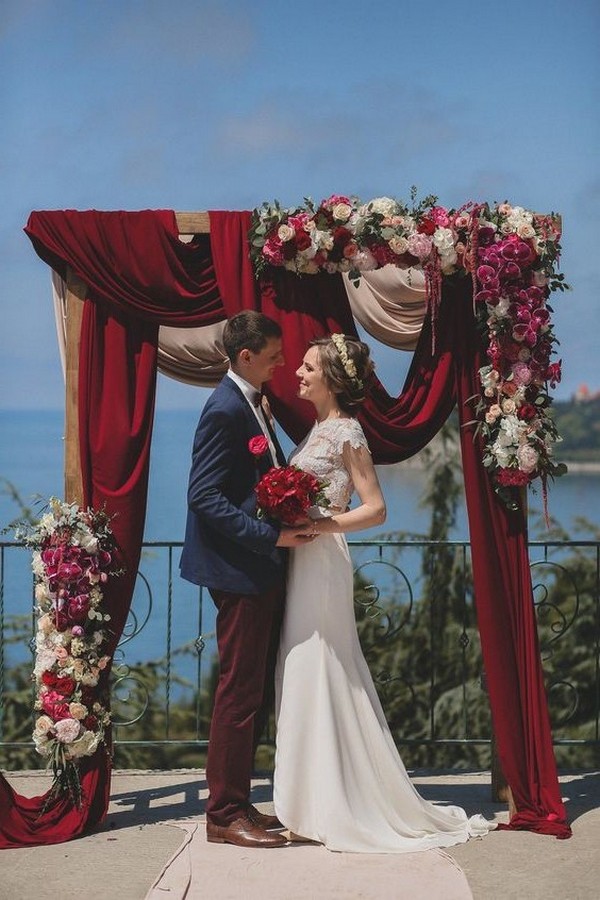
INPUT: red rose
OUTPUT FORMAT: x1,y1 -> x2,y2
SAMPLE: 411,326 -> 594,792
54,676 -> 77,696
249,435 -> 269,457
417,216 -> 436,236
294,230 -> 312,251
255,465 -> 327,524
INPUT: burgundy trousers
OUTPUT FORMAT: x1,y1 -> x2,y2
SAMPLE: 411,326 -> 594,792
206,582 -> 285,825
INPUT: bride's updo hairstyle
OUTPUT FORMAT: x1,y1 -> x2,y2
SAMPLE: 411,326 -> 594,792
311,334 -> 374,413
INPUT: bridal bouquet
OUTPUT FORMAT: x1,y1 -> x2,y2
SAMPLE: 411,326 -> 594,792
255,465 -> 329,525
15,498 -> 122,804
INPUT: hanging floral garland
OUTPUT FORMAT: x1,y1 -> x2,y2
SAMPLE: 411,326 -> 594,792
15,498 -> 122,804
249,193 -> 568,508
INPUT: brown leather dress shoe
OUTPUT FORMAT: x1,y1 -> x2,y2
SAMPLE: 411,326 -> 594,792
247,804 -> 284,830
206,815 -> 287,848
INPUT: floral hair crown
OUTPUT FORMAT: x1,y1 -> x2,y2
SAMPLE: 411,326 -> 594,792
331,333 -> 363,389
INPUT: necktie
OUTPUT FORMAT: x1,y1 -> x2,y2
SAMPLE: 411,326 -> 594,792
252,392 -> 285,466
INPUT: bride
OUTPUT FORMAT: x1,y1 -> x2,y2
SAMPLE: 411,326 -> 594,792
273,334 -> 495,853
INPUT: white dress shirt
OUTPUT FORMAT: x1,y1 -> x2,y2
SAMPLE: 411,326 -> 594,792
226,369 -> 279,465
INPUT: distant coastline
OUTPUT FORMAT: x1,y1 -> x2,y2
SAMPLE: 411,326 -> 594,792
562,461 -> 600,474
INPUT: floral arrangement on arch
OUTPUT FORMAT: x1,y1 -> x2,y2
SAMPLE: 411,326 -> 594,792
15,498 -> 122,804
250,192 -> 568,508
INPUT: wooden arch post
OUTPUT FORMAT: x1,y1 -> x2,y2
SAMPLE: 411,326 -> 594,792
63,213 -> 212,506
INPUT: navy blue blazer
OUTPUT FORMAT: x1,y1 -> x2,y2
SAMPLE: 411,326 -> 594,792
180,376 -> 287,594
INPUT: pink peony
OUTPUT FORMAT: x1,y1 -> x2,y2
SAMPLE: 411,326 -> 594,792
406,232 -> 433,260
512,362 -> 533,386
54,717 -> 82,743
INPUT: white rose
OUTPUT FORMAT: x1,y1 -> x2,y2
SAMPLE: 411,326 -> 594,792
277,224 -> 295,242
332,203 -> 352,222
501,398 -> 516,415
34,715 -> 54,736
517,223 -> 535,239
69,702 -> 88,720
388,236 -> 409,255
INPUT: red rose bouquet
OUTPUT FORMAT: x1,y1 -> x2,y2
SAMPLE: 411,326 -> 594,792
255,465 -> 329,525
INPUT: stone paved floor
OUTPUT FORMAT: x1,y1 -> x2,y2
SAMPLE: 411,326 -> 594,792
0,769 -> 598,900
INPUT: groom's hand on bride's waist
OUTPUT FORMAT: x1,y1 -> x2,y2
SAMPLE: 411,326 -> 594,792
276,524 -> 318,547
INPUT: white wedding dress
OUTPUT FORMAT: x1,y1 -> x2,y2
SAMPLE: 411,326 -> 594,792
274,417 -> 494,853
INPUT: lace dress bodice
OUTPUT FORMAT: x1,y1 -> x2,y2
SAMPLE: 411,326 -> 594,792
289,417 -> 369,511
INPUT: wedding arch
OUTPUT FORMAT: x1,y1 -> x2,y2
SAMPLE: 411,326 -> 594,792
0,204 -> 571,847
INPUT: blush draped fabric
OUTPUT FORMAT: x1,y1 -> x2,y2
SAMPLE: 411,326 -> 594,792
0,208 -> 569,849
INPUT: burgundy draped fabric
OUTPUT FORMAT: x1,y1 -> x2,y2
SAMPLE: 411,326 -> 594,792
24,209 -> 224,326
1,208 -> 569,849
452,281 -> 570,836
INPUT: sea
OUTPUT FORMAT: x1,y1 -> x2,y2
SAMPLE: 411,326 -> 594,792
1,408 -> 598,691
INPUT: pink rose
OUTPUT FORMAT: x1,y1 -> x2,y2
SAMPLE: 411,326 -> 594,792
430,206 -> 450,227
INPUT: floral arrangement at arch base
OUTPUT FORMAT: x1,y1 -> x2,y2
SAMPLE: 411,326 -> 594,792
250,192 -> 568,510
15,498 -> 122,806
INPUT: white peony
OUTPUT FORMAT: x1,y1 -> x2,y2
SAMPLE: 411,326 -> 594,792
432,227 -> 455,253
353,248 -> 378,272
367,197 -> 399,217
312,229 -> 334,251
77,530 -> 99,553
67,729 -> 101,759
34,649 -> 57,678
491,440 -> 513,468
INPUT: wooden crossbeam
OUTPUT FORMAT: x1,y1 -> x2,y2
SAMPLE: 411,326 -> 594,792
175,212 -> 210,234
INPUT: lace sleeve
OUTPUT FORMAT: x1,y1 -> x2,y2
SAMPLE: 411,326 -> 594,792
331,418 -> 370,456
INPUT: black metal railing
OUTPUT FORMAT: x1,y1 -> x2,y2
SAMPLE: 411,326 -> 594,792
1,538 -> 598,770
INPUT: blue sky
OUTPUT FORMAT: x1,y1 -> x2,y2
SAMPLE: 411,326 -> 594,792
1,0 -> 598,410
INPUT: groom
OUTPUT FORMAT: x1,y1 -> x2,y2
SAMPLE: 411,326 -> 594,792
180,310 -> 313,848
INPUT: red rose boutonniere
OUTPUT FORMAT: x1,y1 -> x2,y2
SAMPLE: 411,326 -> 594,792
248,435 -> 269,458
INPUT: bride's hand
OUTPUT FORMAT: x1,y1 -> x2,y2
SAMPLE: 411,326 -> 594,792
276,523 -> 318,547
